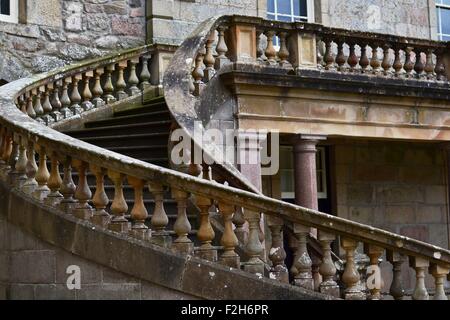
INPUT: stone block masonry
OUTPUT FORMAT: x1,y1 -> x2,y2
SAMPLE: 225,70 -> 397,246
0,0 -> 146,82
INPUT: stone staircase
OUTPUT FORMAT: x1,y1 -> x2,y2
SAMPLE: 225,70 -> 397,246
63,96 -> 199,236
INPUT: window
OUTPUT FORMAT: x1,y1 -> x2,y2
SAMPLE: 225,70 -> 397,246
0,0 -> 18,23
267,0 -> 314,23
279,146 -> 327,200
437,0 -> 450,40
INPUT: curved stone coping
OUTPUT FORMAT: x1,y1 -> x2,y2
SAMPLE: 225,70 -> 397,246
0,38 -> 449,274
0,180 -> 330,300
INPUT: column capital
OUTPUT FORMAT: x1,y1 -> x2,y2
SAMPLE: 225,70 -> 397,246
292,134 -> 327,153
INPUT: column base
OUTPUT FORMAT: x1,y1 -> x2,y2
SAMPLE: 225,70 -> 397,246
220,253 -> 241,269
130,227 -> 152,241
90,212 -> 111,228
51,111 -> 63,122
41,115 -> 55,126
70,104 -> 83,115
73,206 -> 93,220
116,92 -> 128,101
61,108 -> 74,119
104,95 -> 116,105
81,101 -> 94,111
269,266 -> 289,283
108,219 -> 130,233
294,273 -> 314,291
243,259 -> 265,275
150,231 -> 172,248
195,246 -> 218,262
59,200 -> 77,214
344,287 -> 366,300
319,281 -> 341,298
93,98 -> 105,108
44,193 -> 63,207
32,187 -> 50,202
172,240 -> 194,255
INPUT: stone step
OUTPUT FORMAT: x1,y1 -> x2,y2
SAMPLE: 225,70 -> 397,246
85,110 -> 170,128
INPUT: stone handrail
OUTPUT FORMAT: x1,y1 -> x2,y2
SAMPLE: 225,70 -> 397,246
0,17 -> 448,300
163,14 -> 450,299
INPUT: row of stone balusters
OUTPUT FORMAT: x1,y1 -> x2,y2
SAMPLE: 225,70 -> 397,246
14,55 -> 152,125
318,38 -> 447,80
0,128 -> 247,268
266,216 -> 450,300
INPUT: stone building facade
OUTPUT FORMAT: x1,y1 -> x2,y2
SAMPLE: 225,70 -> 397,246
0,0 -> 445,82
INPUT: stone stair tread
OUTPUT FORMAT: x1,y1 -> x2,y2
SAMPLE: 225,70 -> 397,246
85,110 -> 170,128
80,132 -> 169,142
64,120 -> 172,135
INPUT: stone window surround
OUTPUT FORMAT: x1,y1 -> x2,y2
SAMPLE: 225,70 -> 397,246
0,0 -> 26,24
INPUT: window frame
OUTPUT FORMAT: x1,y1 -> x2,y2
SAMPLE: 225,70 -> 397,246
267,0 -> 315,23
279,146 -> 328,200
0,0 -> 19,24
436,1 -> 450,40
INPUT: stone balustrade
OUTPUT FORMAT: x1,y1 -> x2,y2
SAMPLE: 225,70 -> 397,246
1,16 -> 450,301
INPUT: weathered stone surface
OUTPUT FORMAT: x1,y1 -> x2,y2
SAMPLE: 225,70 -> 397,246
9,250 -> 56,284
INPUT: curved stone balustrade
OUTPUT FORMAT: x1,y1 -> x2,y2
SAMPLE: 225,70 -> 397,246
0,16 -> 449,301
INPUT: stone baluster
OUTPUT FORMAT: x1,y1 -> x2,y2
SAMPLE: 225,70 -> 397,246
256,29 -> 265,63
370,44 -> 381,74
32,145 -> 50,201
364,244 -> 384,300
92,67 -> 105,107
323,38 -> 335,71
404,47 -> 414,77
127,58 -> 141,96
409,257 -> 429,300
89,164 -> 110,227
33,88 -> 44,118
7,137 -> 19,185
267,216 -> 288,283
413,48 -> 425,78
50,80 -> 63,121
360,44 -> 370,73
204,32 -> 216,81
139,54 -> 151,91
430,264 -> 449,300
171,188 -> 193,254
215,25 -> 229,70
59,156 -> 77,213
424,49 -> 435,79
44,151 -> 63,207
81,71 -> 94,110
25,91 -> 36,119
218,201 -> 240,268
108,170 -> 129,233
243,208 -> 264,274
341,238 -> 365,299
278,32 -> 290,68
435,50 -> 446,81
293,224 -> 313,290
60,77 -> 73,118
196,193 -> 217,261
192,48 -> 205,96
232,207 -> 248,245
70,74 -> 83,115
317,39 -> 324,67
264,30 -> 277,65
15,136 -> 28,188
335,40 -> 346,71
18,95 -> 26,114
128,176 -> 150,240
392,46 -> 403,77
347,42 -> 358,72
387,251 -> 405,300
116,60 -> 128,101
148,182 -> 171,247
381,44 -> 392,75
318,231 -> 339,297
103,64 -> 117,104
22,140 -> 38,195
72,160 -> 93,220
42,84 -> 53,115
0,131 -> 12,178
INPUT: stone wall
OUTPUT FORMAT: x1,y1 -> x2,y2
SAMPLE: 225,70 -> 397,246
334,139 -> 450,293
335,139 -> 449,248
0,216 -> 197,300
0,0 -> 146,82
147,0 -> 265,45
319,0 -> 437,39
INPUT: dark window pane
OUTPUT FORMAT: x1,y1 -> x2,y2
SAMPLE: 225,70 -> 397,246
440,8 -> 450,35
442,34 -> 450,41
267,0 -> 275,13
267,13 -> 276,20
277,0 -> 291,15
294,0 -> 308,16
1,0 -> 11,15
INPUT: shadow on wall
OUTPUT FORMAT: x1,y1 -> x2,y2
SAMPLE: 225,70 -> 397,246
0,79 -> 7,86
